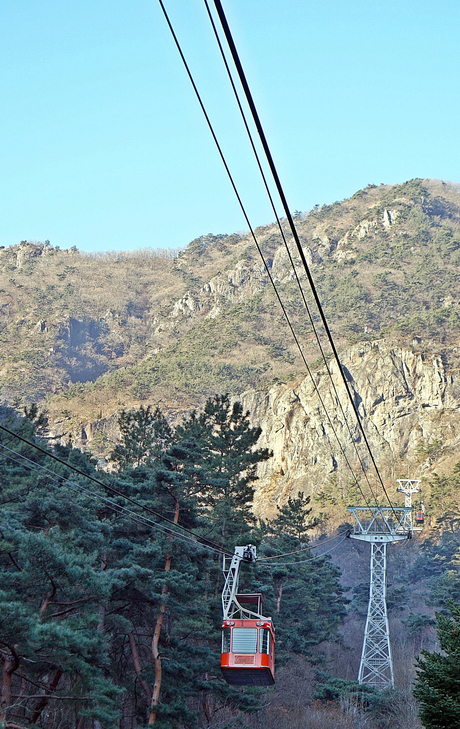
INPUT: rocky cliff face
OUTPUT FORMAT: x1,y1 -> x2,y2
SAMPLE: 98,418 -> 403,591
4,179 -> 460,503
56,337 -> 460,506
241,340 -> 460,515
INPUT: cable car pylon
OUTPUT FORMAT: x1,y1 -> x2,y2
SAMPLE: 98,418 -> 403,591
397,478 -> 424,530
220,546 -> 275,686
347,503 -> 412,689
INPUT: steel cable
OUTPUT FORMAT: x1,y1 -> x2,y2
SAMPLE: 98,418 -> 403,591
209,0 -> 397,517
0,424 -> 229,555
0,441 -> 230,557
157,0 -> 374,509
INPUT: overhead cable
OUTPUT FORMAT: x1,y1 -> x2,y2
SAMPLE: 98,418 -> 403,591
157,0 -> 373,510
210,0 -> 396,517
0,442 -> 229,557
259,533 -> 350,567
201,0 -> 378,508
256,529 -> 351,561
0,440 -> 349,564
0,423 -> 228,554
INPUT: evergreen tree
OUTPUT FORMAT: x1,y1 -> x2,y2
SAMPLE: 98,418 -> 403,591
0,408 -> 119,727
413,600 -> 460,728
0,398 -> 349,729
176,394 -> 270,546
108,396 -> 270,727
106,500 -> 212,728
110,405 -> 172,470
256,493 -> 346,658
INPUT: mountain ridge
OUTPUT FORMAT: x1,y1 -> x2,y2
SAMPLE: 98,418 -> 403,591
2,178 -> 460,512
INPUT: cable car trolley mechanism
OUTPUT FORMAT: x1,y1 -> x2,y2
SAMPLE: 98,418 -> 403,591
221,546 -> 275,686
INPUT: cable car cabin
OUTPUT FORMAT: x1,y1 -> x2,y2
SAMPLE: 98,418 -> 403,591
221,618 -> 275,686
415,510 -> 425,526
221,594 -> 275,686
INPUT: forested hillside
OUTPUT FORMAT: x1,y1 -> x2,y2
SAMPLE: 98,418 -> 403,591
3,402 -> 460,728
3,178 -> 460,726
6,0 -> 460,702
0,401 -> 347,728
1,178 -> 460,438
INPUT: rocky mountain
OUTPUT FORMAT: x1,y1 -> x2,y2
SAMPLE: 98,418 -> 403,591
2,178 -> 460,515
242,340 -> 460,520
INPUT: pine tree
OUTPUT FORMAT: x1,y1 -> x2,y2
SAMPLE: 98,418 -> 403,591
110,405 -> 172,470
413,600 -> 460,728
0,399 -> 276,728
106,402 -> 215,726
256,492 -> 346,658
176,394 -> 270,546
108,396 -> 270,727
0,407 -> 120,728
0,397 -> 349,728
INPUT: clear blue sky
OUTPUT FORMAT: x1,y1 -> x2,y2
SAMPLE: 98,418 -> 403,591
1,0 -> 459,252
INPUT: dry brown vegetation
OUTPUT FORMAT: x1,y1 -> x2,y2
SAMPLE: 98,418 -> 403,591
4,181 -> 460,725
1,178 -> 460,444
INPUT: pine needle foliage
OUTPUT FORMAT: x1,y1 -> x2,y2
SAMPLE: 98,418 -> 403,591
0,398 -> 347,728
413,601 -> 460,728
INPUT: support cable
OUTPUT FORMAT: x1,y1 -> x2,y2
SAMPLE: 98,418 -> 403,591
260,532 -> 350,567
257,529 -> 351,561
157,0 -> 373,509
0,423 -> 228,554
0,442 -> 229,557
202,0 -> 379,506
0,441 -> 348,565
210,0 -> 396,516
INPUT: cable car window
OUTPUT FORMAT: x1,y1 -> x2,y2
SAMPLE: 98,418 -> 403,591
232,628 -> 257,653
222,628 -> 231,653
259,629 -> 270,654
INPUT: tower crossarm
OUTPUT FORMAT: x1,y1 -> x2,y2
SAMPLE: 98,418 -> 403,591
347,506 -> 411,542
396,479 -> 421,499
396,479 -> 421,531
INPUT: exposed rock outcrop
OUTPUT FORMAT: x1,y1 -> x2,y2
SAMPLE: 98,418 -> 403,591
241,341 -> 460,515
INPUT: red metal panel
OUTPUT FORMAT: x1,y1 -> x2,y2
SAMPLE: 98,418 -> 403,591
220,620 -> 275,686
260,654 -> 270,667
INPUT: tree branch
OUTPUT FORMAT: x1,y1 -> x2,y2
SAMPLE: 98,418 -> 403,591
30,669 -> 63,723
7,553 -> 22,572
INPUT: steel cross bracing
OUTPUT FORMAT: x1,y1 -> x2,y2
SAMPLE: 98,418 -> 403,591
348,505 -> 411,690
359,541 -> 392,687
222,546 -> 268,621
397,479 -> 421,531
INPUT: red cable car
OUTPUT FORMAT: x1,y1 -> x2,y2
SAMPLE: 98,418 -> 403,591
415,510 -> 424,526
221,595 -> 275,686
220,547 -> 275,686
415,500 -> 425,527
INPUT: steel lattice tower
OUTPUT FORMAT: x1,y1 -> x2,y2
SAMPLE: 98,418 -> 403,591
396,479 -> 421,531
358,540 -> 392,686
348,506 -> 411,690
